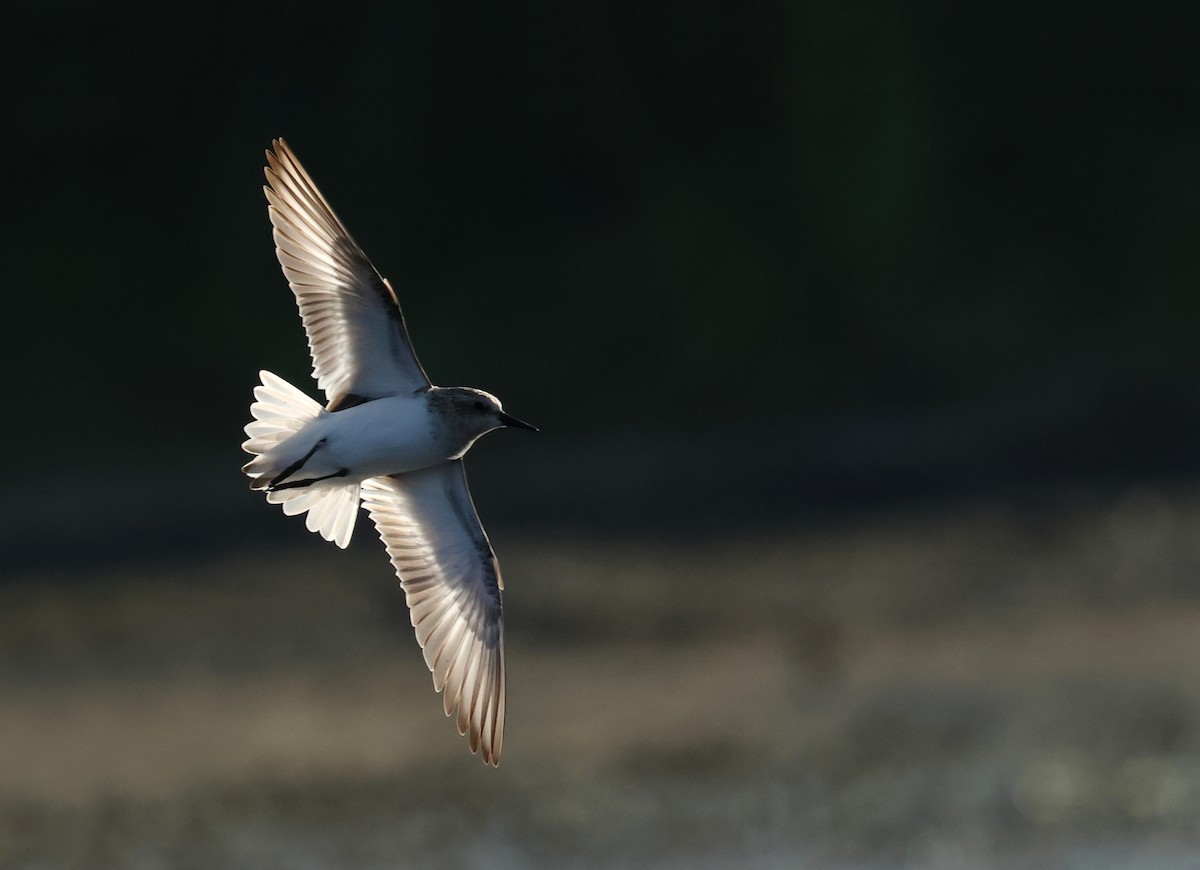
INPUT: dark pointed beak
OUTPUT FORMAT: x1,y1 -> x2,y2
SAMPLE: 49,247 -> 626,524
499,412 -> 538,432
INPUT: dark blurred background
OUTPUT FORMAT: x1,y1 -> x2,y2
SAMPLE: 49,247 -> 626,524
8,1 -> 1199,515
3,2 -> 1200,867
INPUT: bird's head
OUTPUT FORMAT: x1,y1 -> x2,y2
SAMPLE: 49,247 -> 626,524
432,387 -> 537,450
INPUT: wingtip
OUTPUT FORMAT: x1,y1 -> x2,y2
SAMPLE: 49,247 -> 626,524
264,140 -> 293,183
472,733 -> 502,767
269,138 -> 297,169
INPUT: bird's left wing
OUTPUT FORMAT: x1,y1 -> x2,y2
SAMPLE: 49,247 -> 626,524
264,139 -> 430,408
361,463 -> 506,766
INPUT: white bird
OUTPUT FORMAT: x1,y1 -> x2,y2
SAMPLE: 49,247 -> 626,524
241,139 -> 536,766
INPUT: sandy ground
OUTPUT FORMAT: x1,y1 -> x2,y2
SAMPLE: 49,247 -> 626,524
3,486 -> 1200,868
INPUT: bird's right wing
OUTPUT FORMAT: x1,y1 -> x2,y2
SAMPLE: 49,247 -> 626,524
264,139 -> 431,408
361,463 -> 506,766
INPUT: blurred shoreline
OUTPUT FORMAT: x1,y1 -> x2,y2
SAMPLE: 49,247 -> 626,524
3,486 -> 1200,867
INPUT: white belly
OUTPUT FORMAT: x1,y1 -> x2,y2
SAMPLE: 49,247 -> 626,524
285,395 -> 447,483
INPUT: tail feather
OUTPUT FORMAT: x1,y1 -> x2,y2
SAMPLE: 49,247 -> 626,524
266,481 -> 360,548
243,370 -> 361,548
241,370 -> 323,455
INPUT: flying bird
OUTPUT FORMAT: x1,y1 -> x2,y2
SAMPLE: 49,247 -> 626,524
241,139 -> 535,766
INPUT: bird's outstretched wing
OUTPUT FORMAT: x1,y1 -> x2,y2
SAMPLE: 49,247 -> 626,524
264,139 -> 430,408
361,463 -> 506,766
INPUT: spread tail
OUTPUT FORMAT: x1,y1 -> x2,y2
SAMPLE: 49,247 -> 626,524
241,371 -> 360,548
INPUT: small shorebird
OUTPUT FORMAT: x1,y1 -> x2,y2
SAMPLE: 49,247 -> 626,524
241,139 -> 535,766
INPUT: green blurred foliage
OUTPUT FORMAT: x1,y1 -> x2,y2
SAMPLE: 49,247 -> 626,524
6,0 -> 1198,475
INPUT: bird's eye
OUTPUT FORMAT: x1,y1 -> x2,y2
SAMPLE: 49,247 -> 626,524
473,401 -> 485,411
